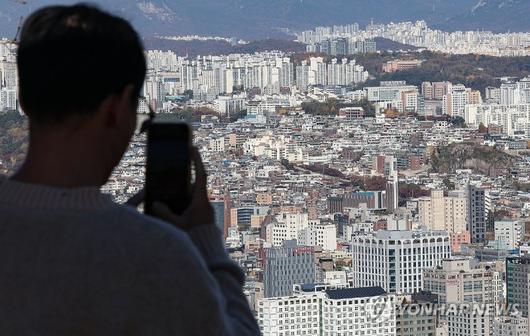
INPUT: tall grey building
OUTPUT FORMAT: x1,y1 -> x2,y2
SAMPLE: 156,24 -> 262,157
385,156 -> 399,213
506,256 -> 530,317
467,184 -> 490,244
263,240 -> 315,298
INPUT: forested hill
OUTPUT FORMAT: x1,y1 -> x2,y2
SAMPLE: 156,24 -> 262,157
0,112 -> 27,175
356,51 -> 530,94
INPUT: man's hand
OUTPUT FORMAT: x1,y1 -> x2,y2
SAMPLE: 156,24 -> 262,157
125,147 -> 215,230
151,148 -> 215,231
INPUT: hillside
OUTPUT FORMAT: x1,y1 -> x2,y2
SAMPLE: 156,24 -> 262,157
1,0 -> 529,40
445,0 -> 530,33
356,51 -> 530,94
430,142 -> 515,176
0,111 -> 27,175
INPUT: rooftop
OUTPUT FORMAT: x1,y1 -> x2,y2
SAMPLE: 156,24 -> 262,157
325,286 -> 386,300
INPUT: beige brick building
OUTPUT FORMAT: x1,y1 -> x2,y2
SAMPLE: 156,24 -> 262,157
418,190 -> 467,233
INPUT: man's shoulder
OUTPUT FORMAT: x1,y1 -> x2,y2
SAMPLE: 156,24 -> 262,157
109,203 -> 188,239
104,203 -> 200,258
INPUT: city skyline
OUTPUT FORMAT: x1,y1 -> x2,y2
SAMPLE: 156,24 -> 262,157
2,3 -> 530,336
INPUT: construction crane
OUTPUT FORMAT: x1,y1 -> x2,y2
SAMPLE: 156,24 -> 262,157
9,0 -> 27,43
13,16 -> 23,42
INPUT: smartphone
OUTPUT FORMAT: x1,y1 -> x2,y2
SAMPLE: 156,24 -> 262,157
144,118 -> 192,216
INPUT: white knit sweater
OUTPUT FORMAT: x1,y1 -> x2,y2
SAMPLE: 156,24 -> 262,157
0,176 -> 259,335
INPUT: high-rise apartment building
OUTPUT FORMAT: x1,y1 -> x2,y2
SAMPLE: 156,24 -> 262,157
258,285 -> 396,336
464,103 -> 530,137
443,84 -> 470,118
294,57 -> 368,89
485,86 -> 501,103
306,38 -> 376,56
506,256 -> 530,318
351,229 -> 451,294
442,84 -> 481,118
401,90 -> 419,113
267,212 -> 308,246
385,156 -> 399,213
500,78 -> 530,105
418,190 -> 467,233
0,60 -> 17,88
0,59 -> 18,111
422,81 -> 450,100
467,185 -> 490,244
267,214 -> 337,251
299,220 -> 337,251
263,240 -> 316,298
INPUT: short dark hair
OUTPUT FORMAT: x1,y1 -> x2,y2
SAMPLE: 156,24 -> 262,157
17,4 -> 146,123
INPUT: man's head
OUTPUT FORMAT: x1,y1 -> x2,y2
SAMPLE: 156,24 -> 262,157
16,4 -> 146,185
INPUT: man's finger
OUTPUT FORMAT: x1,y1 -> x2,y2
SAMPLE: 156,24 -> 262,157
125,189 -> 145,207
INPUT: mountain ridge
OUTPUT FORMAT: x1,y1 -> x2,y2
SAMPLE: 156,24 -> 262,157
0,0 -> 528,40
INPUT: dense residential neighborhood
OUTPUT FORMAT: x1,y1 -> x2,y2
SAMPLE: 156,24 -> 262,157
2,17 -> 530,336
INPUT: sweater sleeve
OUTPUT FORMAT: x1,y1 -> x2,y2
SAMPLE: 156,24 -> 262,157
115,210 -> 260,336
186,225 -> 260,336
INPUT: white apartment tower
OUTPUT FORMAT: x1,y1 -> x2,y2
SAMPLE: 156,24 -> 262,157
258,285 -> 396,336
299,220 -> 337,251
351,229 -> 451,294
443,84 -> 470,118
